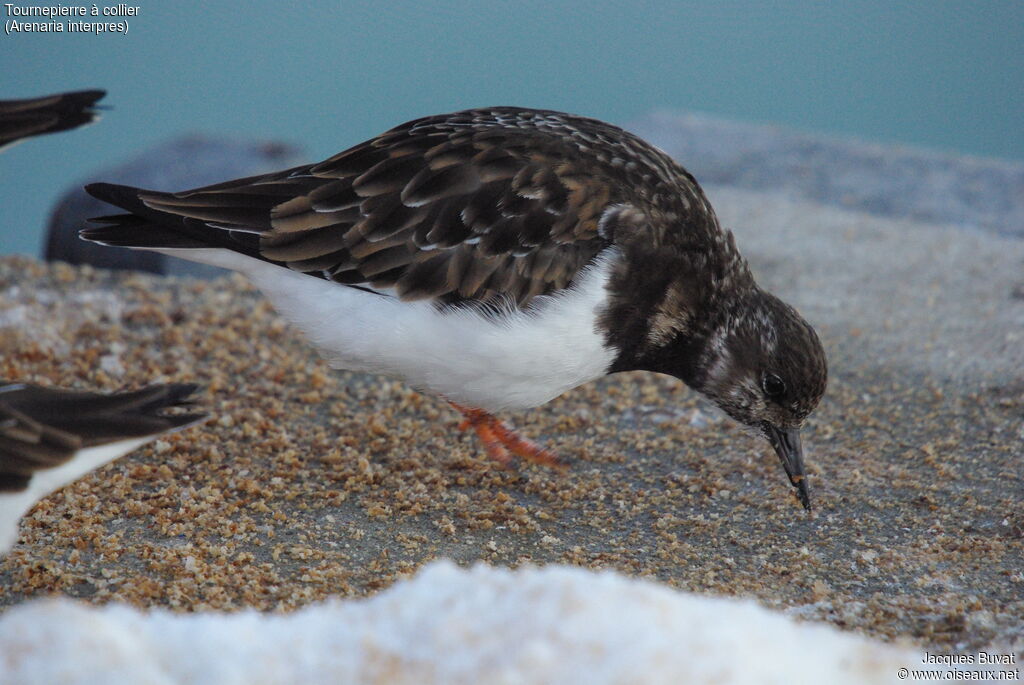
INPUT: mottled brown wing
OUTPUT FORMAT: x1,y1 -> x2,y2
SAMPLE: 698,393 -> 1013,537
0,383 -> 205,493
131,108 -> 689,306
0,90 -> 105,150
0,403 -> 79,492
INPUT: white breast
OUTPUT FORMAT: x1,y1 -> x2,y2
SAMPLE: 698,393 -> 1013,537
155,247 -> 620,412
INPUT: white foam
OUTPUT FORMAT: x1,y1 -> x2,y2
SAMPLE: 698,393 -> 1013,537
0,560 -> 927,685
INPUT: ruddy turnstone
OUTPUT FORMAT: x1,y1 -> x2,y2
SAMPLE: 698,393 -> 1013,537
80,107 -> 827,509
0,89 -> 105,151
0,383 -> 205,553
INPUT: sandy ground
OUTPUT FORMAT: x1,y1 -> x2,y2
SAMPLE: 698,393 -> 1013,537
0,184 -> 1021,655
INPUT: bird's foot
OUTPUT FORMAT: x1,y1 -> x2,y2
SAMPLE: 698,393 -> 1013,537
449,402 -> 565,470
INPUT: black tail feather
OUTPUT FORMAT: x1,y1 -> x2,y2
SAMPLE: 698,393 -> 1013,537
0,382 -> 208,450
80,182 -> 263,254
84,182 -> 154,217
0,89 -> 106,149
0,383 -> 206,486
80,213 -> 211,249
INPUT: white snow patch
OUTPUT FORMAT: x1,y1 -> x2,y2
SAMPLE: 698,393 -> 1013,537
0,560 -> 925,684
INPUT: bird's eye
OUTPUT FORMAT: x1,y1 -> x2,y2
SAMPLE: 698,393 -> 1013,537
762,373 -> 786,398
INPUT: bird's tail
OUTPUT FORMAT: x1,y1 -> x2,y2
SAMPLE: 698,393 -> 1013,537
0,89 -> 106,150
79,183 -> 216,249
0,382 -> 208,444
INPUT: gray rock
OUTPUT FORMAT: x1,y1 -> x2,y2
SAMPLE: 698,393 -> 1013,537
44,135 -> 305,277
628,110 -> 1024,238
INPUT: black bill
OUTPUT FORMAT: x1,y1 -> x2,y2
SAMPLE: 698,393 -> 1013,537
764,423 -> 811,511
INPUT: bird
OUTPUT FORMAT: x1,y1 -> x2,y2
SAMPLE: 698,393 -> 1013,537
0,89 -> 106,151
79,107 -> 828,510
0,383 -> 206,554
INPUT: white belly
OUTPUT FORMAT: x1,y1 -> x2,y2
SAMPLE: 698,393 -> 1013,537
156,248 -> 619,412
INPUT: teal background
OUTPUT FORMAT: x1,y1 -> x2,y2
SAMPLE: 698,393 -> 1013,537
1,0 -> 1022,256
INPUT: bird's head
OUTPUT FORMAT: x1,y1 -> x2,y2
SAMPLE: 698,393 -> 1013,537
689,289 -> 828,509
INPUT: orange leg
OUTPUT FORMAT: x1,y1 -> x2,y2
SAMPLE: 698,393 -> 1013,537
450,402 -> 565,470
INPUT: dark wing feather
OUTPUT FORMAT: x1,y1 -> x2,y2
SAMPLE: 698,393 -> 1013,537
0,90 -> 105,150
83,107 -> 710,306
0,383 -> 206,493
